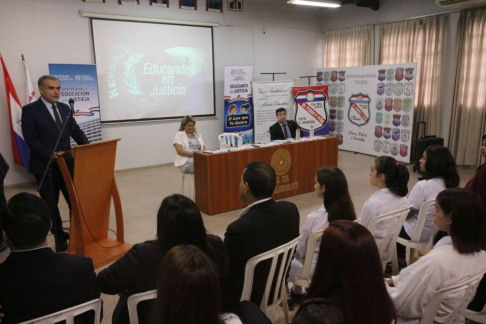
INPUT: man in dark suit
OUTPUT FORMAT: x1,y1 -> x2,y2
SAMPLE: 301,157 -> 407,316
21,75 -> 89,251
224,162 -> 300,311
269,108 -> 301,140
0,192 -> 99,324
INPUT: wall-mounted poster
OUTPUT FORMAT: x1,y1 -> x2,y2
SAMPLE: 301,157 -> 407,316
228,0 -> 242,11
207,0 -> 222,12
119,0 -> 139,4
83,0 -> 105,3
180,0 -> 196,9
314,62 -> 417,163
151,0 -> 168,7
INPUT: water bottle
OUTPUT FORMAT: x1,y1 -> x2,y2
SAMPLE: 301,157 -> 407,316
310,126 -> 314,139
219,137 -> 226,151
266,131 -> 271,145
296,129 -> 301,141
238,134 -> 243,149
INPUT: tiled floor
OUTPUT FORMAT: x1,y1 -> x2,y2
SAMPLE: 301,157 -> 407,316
1,150 -> 477,323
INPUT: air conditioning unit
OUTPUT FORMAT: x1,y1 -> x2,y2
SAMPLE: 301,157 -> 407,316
437,0 -> 486,9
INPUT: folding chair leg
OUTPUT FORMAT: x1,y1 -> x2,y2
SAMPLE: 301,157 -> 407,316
281,286 -> 290,324
391,246 -> 399,275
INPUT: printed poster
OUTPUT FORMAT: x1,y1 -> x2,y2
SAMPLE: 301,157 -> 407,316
292,85 -> 329,136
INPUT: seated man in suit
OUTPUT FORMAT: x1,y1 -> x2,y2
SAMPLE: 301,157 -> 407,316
223,161 -> 300,311
0,192 -> 99,324
269,108 -> 301,140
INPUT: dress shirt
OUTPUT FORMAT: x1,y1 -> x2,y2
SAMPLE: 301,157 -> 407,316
238,197 -> 272,217
40,97 -> 63,125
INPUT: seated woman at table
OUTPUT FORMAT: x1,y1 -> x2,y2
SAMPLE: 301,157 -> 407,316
173,115 -> 205,174
287,166 -> 356,304
386,188 -> 486,324
97,194 -> 228,324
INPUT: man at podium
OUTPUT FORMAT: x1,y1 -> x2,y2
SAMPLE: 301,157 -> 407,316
269,108 -> 301,140
21,75 -> 89,252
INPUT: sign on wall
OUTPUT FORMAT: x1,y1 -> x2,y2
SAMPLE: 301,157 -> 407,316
314,63 -> 417,163
292,85 -> 329,136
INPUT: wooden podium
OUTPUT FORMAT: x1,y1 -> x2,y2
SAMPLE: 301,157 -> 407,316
57,139 -> 132,269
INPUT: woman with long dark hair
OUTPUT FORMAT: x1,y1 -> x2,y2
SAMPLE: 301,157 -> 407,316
397,145 -> 460,260
292,220 -> 396,324
358,156 -> 410,247
97,194 -> 228,324
387,189 -> 486,323
287,166 -> 355,303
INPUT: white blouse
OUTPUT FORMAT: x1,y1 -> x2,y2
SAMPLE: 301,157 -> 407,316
173,131 -> 205,167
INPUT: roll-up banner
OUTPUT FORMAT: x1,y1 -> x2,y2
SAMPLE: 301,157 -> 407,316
48,64 -> 102,144
223,66 -> 254,144
291,85 -> 329,136
252,80 -> 294,144
314,63 -> 417,163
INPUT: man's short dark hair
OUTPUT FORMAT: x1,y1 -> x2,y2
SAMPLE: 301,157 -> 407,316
482,134 -> 486,141
275,108 -> 286,116
38,75 -> 60,88
1,193 -> 51,249
243,162 -> 276,199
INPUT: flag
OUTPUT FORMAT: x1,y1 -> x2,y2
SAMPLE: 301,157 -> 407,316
22,54 -> 36,104
1,54 -> 30,168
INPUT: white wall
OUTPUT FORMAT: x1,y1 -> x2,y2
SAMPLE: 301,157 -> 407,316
0,0 -> 323,185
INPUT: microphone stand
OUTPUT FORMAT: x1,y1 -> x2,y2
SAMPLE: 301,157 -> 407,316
38,104 -> 75,253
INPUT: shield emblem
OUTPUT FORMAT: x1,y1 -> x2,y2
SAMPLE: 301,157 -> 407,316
375,112 -> 383,124
392,128 -> 400,141
395,68 -> 404,81
385,98 -> 393,111
338,71 -> 346,82
337,96 -> 345,108
330,109 -> 337,120
324,71 -> 331,82
375,126 -> 383,138
338,83 -> 345,94
376,98 -> 384,110
383,127 -> 391,139
386,69 -> 394,81
329,121 -> 336,132
405,67 -> 414,81
337,122 -> 344,133
394,83 -> 403,96
330,96 -> 337,108
401,129 -> 410,143
386,83 -> 394,96
331,70 -> 338,82
348,93 -> 371,127
316,71 -> 323,83
378,69 -> 386,82
337,110 -> 344,120
403,98 -> 412,113
374,140 -> 382,152
400,144 -> 408,157
402,114 -> 410,128
404,83 -> 413,96
394,98 -> 403,112
382,141 -> 390,154
329,83 -> 338,94
391,144 -> 399,156
392,114 -> 401,127
384,115 -> 392,125
337,134 -> 343,145
294,89 -> 328,132
377,83 -> 385,95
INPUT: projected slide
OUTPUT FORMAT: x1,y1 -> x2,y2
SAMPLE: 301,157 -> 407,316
92,19 -> 215,122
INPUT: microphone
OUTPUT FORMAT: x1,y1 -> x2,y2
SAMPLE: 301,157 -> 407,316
69,98 -> 75,117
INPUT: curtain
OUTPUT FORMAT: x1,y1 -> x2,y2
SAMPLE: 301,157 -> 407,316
323,25 -> 374,67
449,8 -> 486,166
379,15 -> 446,138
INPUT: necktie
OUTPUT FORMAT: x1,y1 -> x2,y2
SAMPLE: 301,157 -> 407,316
283,124 -> 290,139
52,104 -> 63,132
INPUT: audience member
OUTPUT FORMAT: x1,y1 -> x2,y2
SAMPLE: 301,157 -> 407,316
387,188 -> 486,323
358,156 -> 409,249
224,161 -> 300,311
293,220 -> 396,324
287,166 -> 356,305
173,115 -> 205,174
97,194 -> 228,324
269,108 -> 301,140
0,152 -> 9,252
0,192 -> 99,324
397,145 -> 460,260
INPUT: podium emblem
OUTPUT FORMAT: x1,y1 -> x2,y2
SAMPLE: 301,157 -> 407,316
271,149 -> 292,176
348,93 -> 370,127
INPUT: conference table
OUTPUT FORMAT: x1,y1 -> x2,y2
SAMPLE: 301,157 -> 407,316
194,136 -> 338,215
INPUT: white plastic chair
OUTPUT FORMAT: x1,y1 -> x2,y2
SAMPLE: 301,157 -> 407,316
218,133 -> 239,148
394,199 -> 436,266
419,272 -> 485,324
465,303 -> 486,323
181,173 -> 195,199
18,299 -> 102,324
367,206 -> 410,275
127,290 -> 158,324
240,236 -> 301,324
292,229 -> 324,289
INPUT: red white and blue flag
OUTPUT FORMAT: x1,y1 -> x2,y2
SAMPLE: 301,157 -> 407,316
1,54 -> 30,168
